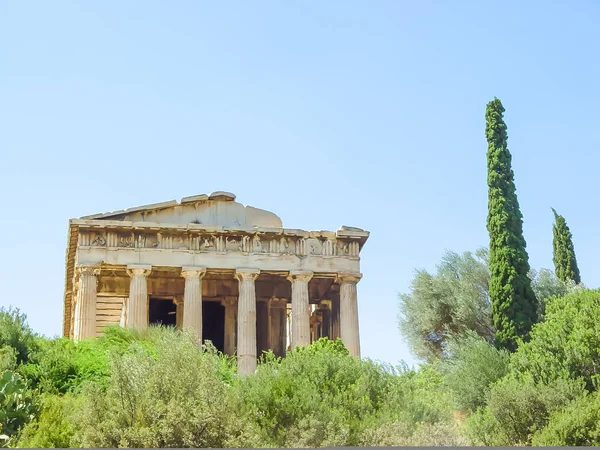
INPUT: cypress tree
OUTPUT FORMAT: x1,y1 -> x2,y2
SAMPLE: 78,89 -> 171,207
551,208 -> 581,284
485,98 -> 537,352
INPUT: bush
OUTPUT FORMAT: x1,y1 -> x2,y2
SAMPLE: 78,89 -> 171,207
0,347 -> 16,374
240,338 -> 454,447
441,330 -> 510,411
532,391 -> 600,445
466,376 -> 584,445
72,327 -> 256,448
0,308 -> 37,365
13,394 -> 80,448
21,326 -> 157,394
510,288 -> 600,390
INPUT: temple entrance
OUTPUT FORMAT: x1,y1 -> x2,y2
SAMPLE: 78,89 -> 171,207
202,301 -> 225,352
149,297 -> 177,327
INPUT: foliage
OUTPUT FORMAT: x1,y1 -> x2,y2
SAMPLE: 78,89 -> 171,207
13,394 -> 80,448
72,327 -> 257,448
485,97 -> 537,352
440,330 -> 510,412
0,371 -> 36,446
551,208 -> 581,284
0,308 -> 37,365
0,347 -> 16,374
532,391 -> 600,445
466,376 -> 583,445
510,289 -> 600,391
359,420 -> 467,446
240,338 -> 454,447
21,325 -> 157,394
398,248 -> 492,360
466,289 -> 600,445
397,246 -> 569,362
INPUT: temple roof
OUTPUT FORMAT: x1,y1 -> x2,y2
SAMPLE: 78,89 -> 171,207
80,191 -> 283,228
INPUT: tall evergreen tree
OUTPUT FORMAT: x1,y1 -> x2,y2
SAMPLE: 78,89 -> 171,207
551,208 -> 581,284
485,98 -> 537,352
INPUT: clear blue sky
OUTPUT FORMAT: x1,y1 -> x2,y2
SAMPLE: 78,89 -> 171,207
1,1 -> 599,367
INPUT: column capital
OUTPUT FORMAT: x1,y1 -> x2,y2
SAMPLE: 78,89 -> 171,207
75,265 -> 101,276
269,297 -> 288,309
181,266 -> 207,279
287,270 -> 313,283
221,296 -> 238,307
127,265 -> 152,277
235,268 -> 260,281
336,272 -> 362,285
320,299 -> 332,309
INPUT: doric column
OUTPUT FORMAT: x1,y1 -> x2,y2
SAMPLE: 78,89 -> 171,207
268,297 -> 288,357
222,296 -> 238,355
235,268 -> 260,375
287,270 -> 313,349
73,265 -> 100,341
337,272 -> 362,357
181,267 -> 206,339
126,265 -> 152,330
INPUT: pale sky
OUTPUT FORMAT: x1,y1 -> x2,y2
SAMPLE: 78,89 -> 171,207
1,1 -> 599,367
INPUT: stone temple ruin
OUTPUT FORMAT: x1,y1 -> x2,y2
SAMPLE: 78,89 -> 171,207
63,192 -> 369,374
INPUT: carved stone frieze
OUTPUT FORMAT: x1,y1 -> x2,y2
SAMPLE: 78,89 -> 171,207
77,229 -> 361,259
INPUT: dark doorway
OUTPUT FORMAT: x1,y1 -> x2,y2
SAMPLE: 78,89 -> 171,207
149,297 -> 177,327
202,301 -> 225,352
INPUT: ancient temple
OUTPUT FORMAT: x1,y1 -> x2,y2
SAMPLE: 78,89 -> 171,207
63,192 -> 369,374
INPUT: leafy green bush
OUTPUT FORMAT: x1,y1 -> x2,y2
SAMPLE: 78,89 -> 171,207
13,393 -> 80,448
441,330 -> 510,411
532,391 -> 600,445
72,327 -> 257,448
510,288 -> 600,390
240,338 -> 454,447
466,375 -> 584,445
0,347 -> 16,374
21,326 -> 157,394
0,308 -> 37,365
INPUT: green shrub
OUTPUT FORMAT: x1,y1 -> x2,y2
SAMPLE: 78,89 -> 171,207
0,308 -> 37,365
13,393 -> 80,448
441,330 -> 510,411
532,391 -> 600,445
240,338 -> 454,447
0,347 -> 16,374
510,288 -> 600,390
466,376 -> 584,445
21,326 -> 158,394
72,327 -> 256,448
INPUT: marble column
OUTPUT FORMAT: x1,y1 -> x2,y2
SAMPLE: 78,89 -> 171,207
337,272 -> 362,357
73,265 -> 100,341
235,268 -> 260,375
222,296 -> 238,356
287,270 -> 313,349
181,267 -> 206,339
268,297 -> 287,357
126,265 -> 152,330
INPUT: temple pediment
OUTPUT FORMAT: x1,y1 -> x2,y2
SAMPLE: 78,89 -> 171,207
81,191 -> 283,228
